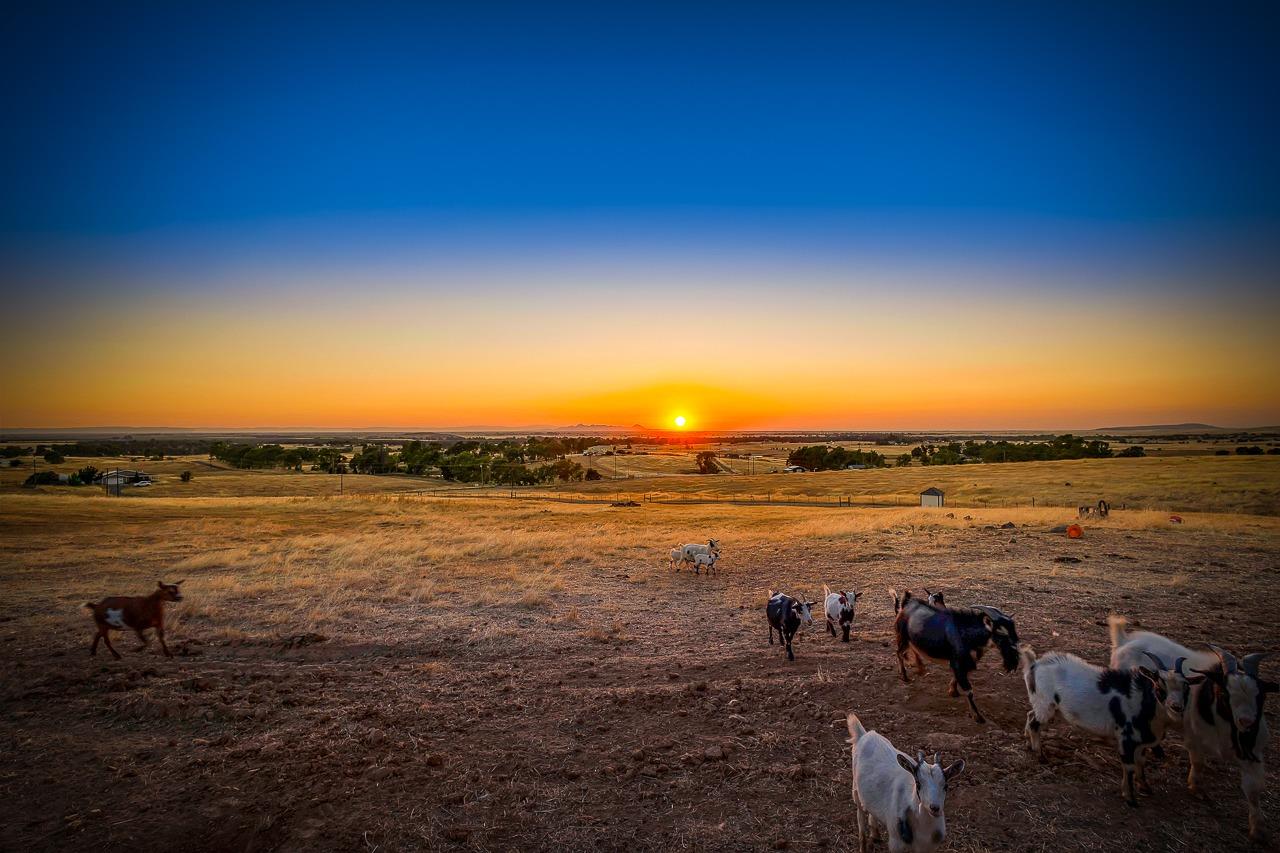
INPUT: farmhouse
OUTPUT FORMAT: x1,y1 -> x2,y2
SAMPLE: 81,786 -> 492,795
920,486 -> 945,507
582,445 -> 614,457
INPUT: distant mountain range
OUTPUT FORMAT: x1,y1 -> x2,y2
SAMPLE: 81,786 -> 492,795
1093,423 -> 1280,434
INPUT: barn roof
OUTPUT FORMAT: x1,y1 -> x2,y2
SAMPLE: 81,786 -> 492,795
920,487 -> 944,496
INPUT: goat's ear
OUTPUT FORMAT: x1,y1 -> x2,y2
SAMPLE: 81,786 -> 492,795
1261,680 -> 1279,694
942,759 -> 965,781
1137,666 -> 1160,684
174,579 -> 186,585
895,754 -> 917,774
853,591 -> 863,600
157,581 -> 164,588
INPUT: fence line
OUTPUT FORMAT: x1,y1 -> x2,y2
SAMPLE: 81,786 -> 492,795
394,486 -> 1101,512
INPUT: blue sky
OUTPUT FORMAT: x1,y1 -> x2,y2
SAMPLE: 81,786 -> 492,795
4,1 -> 1278,240
3,2 -> 1279,428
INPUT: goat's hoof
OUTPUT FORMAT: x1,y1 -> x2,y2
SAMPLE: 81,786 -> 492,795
974,716 -> 986,725
1125,798 -> 1138,808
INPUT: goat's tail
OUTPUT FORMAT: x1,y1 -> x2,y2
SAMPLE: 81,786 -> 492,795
846,712 -> 866,744
1107,614 -> 1128,652
823,584 -> 832,600
888,587 -> 900,613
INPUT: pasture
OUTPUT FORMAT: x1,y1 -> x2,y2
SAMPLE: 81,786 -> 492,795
1,493 -> 1277,851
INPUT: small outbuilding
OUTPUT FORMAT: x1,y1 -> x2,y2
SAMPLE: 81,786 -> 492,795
783,465 -> 807,473
920,487 -> 945,508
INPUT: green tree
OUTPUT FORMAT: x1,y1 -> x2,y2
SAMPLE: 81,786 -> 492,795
180,470 -> 193,482
43,450 -> 65,464
696,451 -> 719,474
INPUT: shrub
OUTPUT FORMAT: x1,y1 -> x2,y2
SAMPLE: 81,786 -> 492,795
43,450 -> 65,464
180,471 -> 193,482
585,468 -> 603,481
23,471 -> 60,486
78,465 -> 99,484
1236,445 -> 1264,456
1116,446 -> 1145,457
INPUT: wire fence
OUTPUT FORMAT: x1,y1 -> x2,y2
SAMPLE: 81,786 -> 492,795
395,485 -> 1106,512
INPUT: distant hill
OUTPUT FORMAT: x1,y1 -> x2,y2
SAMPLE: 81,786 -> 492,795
1095,422 -> 1223,433
1091,423 -> 1280,434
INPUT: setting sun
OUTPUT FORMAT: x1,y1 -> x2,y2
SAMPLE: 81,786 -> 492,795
673,415 -> 687,428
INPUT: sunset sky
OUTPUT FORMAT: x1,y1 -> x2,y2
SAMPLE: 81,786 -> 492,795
3,3 -> 1278,430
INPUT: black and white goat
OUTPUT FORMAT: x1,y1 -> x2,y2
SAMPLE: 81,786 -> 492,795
1178,644 -> 1275,841
1108,615 -> 1216,725
823,584 -> 862,642
889,589 -> 1020,724
923,589 -> 945,608
1021,645 -> 1167,806
767,591 -> 814,662
847,712 -> 965,852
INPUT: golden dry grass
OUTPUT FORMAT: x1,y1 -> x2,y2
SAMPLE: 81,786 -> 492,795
561,455 -> 1280,515
2,492 -> 1278,850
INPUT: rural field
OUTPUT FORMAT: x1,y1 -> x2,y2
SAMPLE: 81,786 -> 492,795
2,489 -> 1277,851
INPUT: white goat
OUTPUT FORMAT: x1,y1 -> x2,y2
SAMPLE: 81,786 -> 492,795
1179,645 -> 1275,841
689,551 -> 719,575
1021,645 -> 1167,805
679,538 -> 720,563
668,548 -> 690,570
847,712 -> 964,853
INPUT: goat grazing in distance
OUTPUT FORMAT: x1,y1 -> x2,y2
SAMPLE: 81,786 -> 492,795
85,580 -> 185,659
1078,499 -> 1110,519
890,588 -> 1020,724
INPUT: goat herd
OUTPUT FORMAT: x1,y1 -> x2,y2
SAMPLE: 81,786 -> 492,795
79,540 -> 1273,852
669,538 -> 1274,850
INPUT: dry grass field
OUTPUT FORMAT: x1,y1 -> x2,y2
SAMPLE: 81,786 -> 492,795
562,455 -> 1280,516
2,492 -> 1278,851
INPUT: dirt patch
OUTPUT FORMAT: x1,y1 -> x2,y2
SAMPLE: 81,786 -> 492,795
1,498 -> 1277,851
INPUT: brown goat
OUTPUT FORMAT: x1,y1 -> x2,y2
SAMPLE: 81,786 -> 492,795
84,581 -> 184,659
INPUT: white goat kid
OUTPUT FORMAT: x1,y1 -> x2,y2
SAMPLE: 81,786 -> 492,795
847,712 -> 964,853
690,551 -> 719,575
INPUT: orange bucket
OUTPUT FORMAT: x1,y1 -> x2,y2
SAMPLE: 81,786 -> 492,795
1066,524 -> 1083,539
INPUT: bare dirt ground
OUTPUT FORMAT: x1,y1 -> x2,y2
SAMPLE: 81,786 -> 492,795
1,496 -> 1277,851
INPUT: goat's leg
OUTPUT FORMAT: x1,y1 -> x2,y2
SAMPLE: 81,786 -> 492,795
827,618 -> 836,637
155,625 -> 173,658
90,629 -> 101,656
785,632 -> 795,661
768,624 -> 775,645
1134,745 -> 1152,796
952,662 -> 986,724
101,630 -> 122,660
948,677 -> 960,698
134,629 -> 149,651
1118,733 -> 1139,807
1187,750 -> 1206,797
1241,760 -> 1266,841
855,804 -> 866,853
894,634 -> 911,683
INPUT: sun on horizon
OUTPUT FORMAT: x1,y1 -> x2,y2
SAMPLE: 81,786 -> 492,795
673,415 -> 687,429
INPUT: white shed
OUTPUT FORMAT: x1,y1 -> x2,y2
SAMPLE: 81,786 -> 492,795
920,487 -> 945,508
